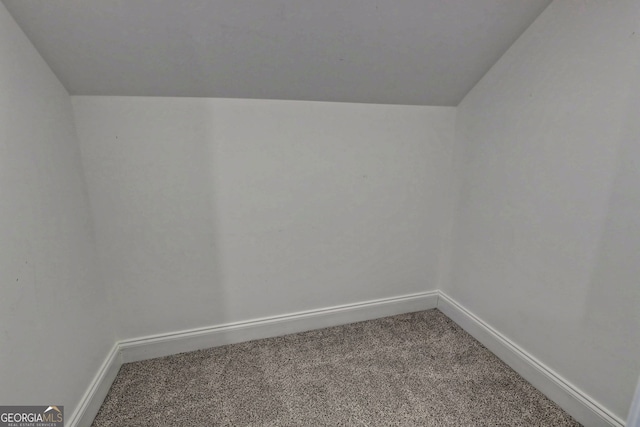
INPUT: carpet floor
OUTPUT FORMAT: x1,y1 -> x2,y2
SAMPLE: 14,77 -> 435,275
92,309 -> 580,426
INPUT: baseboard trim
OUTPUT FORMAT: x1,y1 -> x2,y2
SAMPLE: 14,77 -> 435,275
72,291 -> 621,427
119,291 -> 439,363
437,291 -> 624,427
67,344 -> 122,427
69,291 -> 438,425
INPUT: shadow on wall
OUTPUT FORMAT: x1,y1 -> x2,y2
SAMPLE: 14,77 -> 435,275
582,73 -> 640,418
74,98 -> 455,342
75,99 -> 228,341
443,1 -> 640,420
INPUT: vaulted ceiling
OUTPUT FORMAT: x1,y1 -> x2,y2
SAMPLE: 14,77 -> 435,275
2,0 -> 551,106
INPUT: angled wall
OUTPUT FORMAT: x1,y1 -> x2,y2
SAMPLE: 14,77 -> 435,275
0,1 -> 115,418
449,0 -> 640,421
4,0 -> 639,424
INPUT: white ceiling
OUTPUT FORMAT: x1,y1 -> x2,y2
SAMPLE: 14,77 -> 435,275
2,0 -> 551,106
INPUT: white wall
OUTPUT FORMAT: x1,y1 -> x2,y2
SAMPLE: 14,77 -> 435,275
0,1 -> 114,415
9,0 -> 637,421
449,0 -> 640,421
72,97 -> 455,340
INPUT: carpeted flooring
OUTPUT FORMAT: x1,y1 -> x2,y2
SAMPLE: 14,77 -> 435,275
92,309 -> 580,426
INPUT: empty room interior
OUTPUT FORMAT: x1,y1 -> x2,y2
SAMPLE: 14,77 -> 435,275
1,0 -> 639,426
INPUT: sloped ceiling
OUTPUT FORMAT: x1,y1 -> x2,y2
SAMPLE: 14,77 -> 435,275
2,0 -> 551,106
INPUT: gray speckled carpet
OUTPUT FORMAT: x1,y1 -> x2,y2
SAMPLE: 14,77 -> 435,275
92,309 -> 580,426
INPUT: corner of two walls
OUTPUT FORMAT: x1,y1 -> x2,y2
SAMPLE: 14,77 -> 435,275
8,0 -> 639,422
0,9 -> 457,412
0,1 -> 116,420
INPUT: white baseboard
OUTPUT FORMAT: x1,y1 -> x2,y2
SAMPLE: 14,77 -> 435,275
71,291 -> 620,427
67,344 -> 122,427
437,291 -> 624,427
119,291 -> 439,363
68,291 -> 437,426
